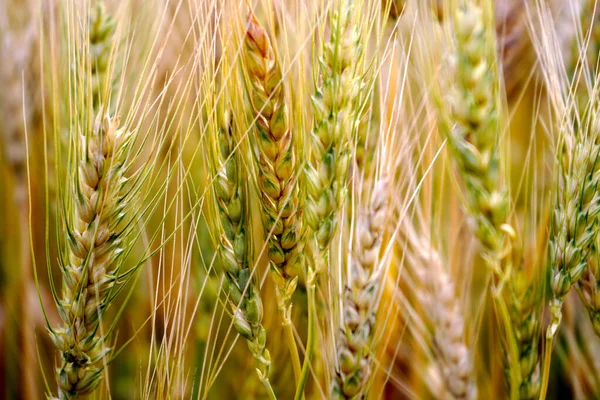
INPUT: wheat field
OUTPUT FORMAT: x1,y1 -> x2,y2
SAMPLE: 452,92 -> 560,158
1,0 -> 600,399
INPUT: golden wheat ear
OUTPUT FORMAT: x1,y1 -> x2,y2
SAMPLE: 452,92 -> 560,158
332,177 -> 388,399
242,10 -> 305,385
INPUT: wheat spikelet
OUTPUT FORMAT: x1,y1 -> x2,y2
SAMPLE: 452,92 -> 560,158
332,178 -> 388,399
306,4 -> 361,259
210,94 -> 273,393
49,113 -> 134,399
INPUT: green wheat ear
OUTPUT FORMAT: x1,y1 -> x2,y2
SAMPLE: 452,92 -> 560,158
305,5 -> 362,258
51,113 -> 135,399
208,81 -> 275,397
437,2 -> 528,398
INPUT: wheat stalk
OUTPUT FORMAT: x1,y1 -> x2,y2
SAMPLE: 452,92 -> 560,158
210,92 -> 275,398
243,10 -> 304,383
50,112 -> 134,398
332,178 -> 388,399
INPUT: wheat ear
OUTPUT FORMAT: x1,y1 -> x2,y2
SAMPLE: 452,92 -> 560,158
445,3 -> 512,260
440,3 -> 525,398
50,113 -> 134,399
243,11 -> 304,382
211,96 -> 275,398
295,6 -> 365,397
306,5 -> 360,256
332,178 -> 388,399
545,106 -> 600,334
414,245 -> 477,400
401,219 -> 477,400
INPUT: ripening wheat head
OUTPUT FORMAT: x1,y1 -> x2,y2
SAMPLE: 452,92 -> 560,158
332,177 -> 389,399
305,3 -> 363,256
242,8 -> 304,337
